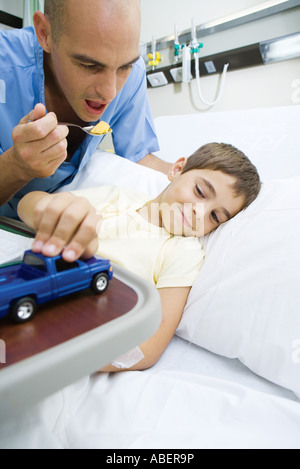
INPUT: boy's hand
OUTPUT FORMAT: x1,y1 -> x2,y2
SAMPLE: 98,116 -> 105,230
19,192 -> 102,262
11,103 -> 69,180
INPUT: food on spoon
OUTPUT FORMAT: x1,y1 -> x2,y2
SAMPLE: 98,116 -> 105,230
90,121 -> 112,135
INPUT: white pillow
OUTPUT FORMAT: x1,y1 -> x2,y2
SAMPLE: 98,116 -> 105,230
177,177 -> 300,397
153,106 -> 300,180
57,150 -> 169,197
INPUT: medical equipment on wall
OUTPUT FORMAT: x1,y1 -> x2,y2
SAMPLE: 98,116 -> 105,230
174,24 -> 180,63
145,1 -> 300,108
171,19 -> 229,107
181,45 -> 192,83
187,18 -> 229,107
148,36 -> 163,70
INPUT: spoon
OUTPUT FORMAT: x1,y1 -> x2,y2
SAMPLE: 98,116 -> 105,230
60,122 -> 112,136
27,119 -> 112,136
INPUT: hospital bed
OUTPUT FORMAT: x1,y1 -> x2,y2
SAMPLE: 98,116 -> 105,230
0,105 -> 299,449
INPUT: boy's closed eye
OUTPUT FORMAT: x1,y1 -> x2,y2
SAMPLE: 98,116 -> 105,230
195,184 -> 205,199
211,212 -> 220,224
195,184 -> 220,225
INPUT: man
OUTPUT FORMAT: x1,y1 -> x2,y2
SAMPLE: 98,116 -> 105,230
0,0 -> 169,219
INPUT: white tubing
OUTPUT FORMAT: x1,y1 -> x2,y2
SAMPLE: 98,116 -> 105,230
194,53 -> 229,107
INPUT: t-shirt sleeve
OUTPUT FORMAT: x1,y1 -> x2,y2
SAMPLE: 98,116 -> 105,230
70,186 -> 123,214
154,237 -> 205,289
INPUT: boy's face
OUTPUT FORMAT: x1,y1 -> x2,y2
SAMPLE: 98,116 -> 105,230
157,158 -> 245,237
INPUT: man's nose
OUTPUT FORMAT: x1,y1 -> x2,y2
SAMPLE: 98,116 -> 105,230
94,71 -> 117,102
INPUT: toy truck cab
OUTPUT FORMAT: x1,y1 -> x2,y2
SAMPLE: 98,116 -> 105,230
0,251 -> 113,324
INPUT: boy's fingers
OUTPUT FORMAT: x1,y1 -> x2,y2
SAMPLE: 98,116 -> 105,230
62,236 -> 99,263
32,193 -> 76,251
33,196 -> 101,260
81,237 -> 100,260
62,212 -> 102,261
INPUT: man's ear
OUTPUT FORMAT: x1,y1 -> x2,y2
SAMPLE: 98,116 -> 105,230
168,157 -> 187,181
33,11 -> 52,53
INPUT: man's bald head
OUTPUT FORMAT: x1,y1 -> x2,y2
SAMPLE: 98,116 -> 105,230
44,0 -> 141,44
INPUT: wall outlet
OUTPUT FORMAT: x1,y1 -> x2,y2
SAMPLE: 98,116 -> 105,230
170,67 -> 193,83
147,72 -> 168,87
170,67 -> 183,82
204,61 -> 217,74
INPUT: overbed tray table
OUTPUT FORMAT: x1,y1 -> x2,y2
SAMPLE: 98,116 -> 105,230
0,217 -> 161,420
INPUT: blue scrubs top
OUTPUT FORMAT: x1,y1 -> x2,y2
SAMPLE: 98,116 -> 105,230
0,27 -> 159,219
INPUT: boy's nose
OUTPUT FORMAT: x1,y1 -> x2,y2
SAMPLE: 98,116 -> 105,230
193,203 -> 205,219
192,203 -> 205,231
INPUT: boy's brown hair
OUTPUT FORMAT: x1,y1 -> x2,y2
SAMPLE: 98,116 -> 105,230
182,143 -> 261,209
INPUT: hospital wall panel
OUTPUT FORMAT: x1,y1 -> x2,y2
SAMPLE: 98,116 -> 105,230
141,0 -> 300,115
146,58 -> 300,116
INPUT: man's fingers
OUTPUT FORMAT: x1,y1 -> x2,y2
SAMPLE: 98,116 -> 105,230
28,137 -> 68,177
15,112 -> 60,142
12,114 -> 69,178
19,103 -> 47,125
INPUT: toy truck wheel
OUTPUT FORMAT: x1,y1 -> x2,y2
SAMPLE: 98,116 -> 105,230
10,297 -> 37,324
91,272 -> 109,294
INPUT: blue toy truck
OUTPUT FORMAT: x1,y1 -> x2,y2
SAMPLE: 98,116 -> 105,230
0,250 -> 113,323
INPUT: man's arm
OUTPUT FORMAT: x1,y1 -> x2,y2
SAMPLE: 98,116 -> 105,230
0,147 -> 31,206
138,153 -> 173,176
101,286 -> 191,372
0,104 -> 68,206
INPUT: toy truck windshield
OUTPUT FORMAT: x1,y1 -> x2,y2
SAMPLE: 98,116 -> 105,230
23,252 -> 47,272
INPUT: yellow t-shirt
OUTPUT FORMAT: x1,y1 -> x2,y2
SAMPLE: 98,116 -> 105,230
72,186 -> 205,288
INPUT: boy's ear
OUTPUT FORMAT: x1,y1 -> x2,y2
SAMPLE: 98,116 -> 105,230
33,11 -> 52,53
168,157 -> 187,181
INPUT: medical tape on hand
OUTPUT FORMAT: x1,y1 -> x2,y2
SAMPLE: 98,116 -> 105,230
111,346 -> 144,369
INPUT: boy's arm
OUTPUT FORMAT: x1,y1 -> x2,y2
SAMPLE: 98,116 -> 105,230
18,191 -> 101,262
101,286 -> 191,372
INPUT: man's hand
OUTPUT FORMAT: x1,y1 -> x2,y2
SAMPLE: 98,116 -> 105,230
11,103 -> 69,179
18,191 -> 102,262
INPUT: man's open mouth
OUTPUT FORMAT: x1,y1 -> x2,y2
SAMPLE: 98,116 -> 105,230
85,100 -> 108,115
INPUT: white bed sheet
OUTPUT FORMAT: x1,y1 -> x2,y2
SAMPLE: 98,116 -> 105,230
1,105 -> 299,449
0,337 -> 299,449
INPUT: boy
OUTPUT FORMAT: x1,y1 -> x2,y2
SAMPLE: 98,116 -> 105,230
18,143 -> 261,371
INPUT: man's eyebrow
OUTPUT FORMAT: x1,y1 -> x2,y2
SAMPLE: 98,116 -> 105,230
120,56 -> 140,68
71,54 -> 140,68
201,178 -> 231,220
